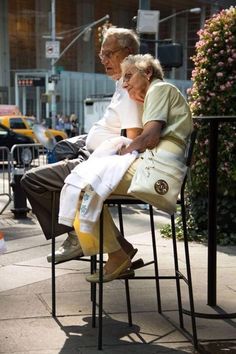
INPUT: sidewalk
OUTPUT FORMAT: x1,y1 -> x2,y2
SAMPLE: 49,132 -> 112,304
0,203 -> 236,354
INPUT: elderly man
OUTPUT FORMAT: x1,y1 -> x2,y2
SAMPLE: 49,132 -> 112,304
21,27 -> 142,263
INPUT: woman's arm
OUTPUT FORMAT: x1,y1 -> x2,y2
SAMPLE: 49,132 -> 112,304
120,121 -> 163,154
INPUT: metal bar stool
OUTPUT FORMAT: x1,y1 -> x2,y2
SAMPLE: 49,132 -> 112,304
50,199 -> 135,321
50,196 -> 161,346
92,131 -> 198,350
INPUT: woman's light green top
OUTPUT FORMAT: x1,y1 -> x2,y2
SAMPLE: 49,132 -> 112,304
142,79 -> 193,147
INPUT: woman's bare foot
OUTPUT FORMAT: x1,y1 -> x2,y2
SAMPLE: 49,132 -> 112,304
117,235 -> 136,257
104,248 -> 131,275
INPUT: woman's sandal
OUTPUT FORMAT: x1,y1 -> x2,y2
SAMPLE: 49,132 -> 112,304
86,258 -> 132,283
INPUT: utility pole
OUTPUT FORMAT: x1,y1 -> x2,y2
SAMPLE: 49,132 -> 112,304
45,1 -> 60,128
50,0 -> 56,129
45,7 -> 109,129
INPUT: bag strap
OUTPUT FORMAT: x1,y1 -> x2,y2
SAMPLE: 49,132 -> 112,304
186,130 -> 197,167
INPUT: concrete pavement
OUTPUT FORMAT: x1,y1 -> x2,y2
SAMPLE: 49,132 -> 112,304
0,202 -> 236,354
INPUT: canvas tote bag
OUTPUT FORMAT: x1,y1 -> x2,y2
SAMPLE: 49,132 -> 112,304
127,139 -> 187,215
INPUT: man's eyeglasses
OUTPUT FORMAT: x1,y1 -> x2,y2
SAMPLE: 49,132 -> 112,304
98,48 -> 123,60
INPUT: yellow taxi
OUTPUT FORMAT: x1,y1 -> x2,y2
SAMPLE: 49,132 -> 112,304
0,115 -> 68,142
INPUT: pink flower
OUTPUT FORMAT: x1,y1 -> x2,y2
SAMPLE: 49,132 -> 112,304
192,70 -> 197,78
225,82 -> 232,88
197,29 -> 204,37
196,40 -> 205,49
216,72 -> 224,77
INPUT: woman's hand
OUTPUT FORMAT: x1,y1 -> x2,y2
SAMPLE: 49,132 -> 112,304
118,145 -> 128,155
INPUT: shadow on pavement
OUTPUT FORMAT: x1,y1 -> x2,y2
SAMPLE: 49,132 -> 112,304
54,315 -> 193,353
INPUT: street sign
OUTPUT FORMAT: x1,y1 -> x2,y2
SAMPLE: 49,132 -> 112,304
137,10 -> 160,34
48,74 -> 60,83
45,41 -> 60,59
18,77 -> 45,87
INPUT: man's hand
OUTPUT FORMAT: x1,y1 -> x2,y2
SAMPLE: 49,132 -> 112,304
126,127 -> 143,140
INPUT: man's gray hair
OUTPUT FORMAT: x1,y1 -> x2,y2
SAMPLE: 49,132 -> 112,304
121,54 -> 164,80
102,27 -> 140,54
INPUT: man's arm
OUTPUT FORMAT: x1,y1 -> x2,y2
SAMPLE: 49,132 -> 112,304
126,127 -> 143,140
120,121 -> 163,154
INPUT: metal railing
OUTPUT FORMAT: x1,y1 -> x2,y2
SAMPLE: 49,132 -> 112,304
0,147 -> 12,214
10,143 -> 48,169
0,143 -> 48,215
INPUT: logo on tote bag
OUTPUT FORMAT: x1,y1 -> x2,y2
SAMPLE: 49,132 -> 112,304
154,180 -> 169,195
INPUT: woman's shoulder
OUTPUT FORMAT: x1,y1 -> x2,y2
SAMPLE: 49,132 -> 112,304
147,80 -> 172,99
149,80 -> 181,97
151,79 -> 174,89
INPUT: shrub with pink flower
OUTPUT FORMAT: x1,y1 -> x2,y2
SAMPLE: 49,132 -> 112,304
189,6 -> 236,116
187,6 -> 236,245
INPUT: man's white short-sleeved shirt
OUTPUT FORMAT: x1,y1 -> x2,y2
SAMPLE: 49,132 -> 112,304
86,79 -> 143,151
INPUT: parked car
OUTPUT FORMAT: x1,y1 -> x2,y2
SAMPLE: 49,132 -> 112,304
0,122 -> 38,165
0,115 -> 67,142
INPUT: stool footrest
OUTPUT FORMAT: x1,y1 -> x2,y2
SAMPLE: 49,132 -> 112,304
130,258 -> 145,270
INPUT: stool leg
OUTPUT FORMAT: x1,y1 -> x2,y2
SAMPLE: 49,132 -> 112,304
91,255 -> 97,328
51,191 -> 56,317
171,214 -> 184,328
125,279 -> 133,326
117,203 -> 133,325
181,199 -> 198,348
118,204 -> 124,236
98,207 -> 104,350
149,205 -> 162,313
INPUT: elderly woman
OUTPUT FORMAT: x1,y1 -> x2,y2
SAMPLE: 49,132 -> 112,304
86,53 -> 193,283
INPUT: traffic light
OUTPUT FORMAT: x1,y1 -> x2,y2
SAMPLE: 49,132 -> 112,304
158,43 -> 183,68
140,40 -> 183,69
41,93 -> 50,103
41,93 -> 60,103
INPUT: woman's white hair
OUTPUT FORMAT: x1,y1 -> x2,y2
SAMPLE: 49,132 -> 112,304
121,53 -> 164,80
102,27 -> 140,54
